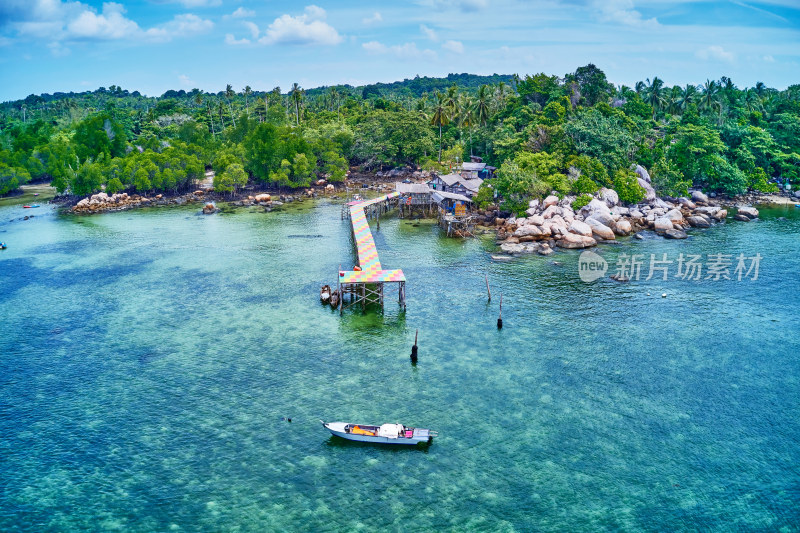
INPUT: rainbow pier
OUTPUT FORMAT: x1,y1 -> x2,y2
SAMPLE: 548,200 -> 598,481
337,192 -> 406,314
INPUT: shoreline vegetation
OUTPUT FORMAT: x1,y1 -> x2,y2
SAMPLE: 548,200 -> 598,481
2,67 -> 799,246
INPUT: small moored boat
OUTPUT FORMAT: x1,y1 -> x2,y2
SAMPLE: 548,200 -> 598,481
23,205 -> 32,209
321,420 -> 437,445
329,289 -> 340,308
320,284 -> 331,303
0,242 -> 6,250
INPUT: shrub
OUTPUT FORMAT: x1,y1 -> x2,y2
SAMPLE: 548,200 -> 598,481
572,193 -> 593,210
613,169 -> 645,204
747,167 -> 779,193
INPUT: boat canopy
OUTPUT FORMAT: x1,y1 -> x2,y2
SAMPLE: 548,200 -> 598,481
378,424 -> 404,438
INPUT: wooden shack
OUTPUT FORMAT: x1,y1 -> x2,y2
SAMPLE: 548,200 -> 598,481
395,182 -> 434,217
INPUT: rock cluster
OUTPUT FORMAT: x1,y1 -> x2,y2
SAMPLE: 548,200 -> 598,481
375,167 -> 435,181
74,192 -> 155,213
483,188 -> 747,256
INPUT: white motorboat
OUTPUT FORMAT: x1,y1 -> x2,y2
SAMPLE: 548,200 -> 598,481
321,420 -> 436,445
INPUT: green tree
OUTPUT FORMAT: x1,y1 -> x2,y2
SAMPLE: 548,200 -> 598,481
291,153 -> 312,187
572,64 -> 613,107
269,159 -> 292,187
612,169 -> 645,204
651,157 -> 691,197
517,73 -> 560,107
0,164 -> 31,195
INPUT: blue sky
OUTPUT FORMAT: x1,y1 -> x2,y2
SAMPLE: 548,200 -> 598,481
0,0 -> 798,101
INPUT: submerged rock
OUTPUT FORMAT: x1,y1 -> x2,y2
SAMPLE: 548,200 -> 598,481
737,206 -> 759,219
664,229 -> 688,239
557,233 -> 597,249
687,216 -> 711,228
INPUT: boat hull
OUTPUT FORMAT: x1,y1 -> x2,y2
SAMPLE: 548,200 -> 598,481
322,421 -> 432,445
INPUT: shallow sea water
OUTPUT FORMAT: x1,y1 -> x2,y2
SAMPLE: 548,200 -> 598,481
1,200 -> 799,532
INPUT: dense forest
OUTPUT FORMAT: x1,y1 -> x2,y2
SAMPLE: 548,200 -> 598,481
1,66 -> 798,214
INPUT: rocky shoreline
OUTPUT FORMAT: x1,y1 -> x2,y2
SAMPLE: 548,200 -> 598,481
474,166 -> 765,257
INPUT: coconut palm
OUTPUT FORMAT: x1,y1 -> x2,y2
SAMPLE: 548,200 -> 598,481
289,83 -> 303,125
430,91 -> 451,163
645,77 -> 665,119
700,79 -> 719,113
475,85 -> 491,127
635,80 -> 646,97
743,88 -> 763,113
675,84 -> 698,113
218,100 -> 226,129
206,97 -> 216,138
225,84 -> 237,127
243,86 -> 252,118
444,85 -> 458,115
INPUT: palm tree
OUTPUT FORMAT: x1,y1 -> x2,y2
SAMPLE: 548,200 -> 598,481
475,85 -> 491,128
635,81 -> 646,97
430,91 -> 451,163
444,85 -> 458,116
645,77 -> 665,119
289,83 -> 303,125
206,97 -> 216,138
495,81 -> 508,109
225,84 -> 236,127
243,86 -> 252,118
218,100 -> 226,129
700,79 -> 719,113
454,94 -> 475,154
676,84 -> 698,113
754,81 -> 767,98
743,88 -> 763,113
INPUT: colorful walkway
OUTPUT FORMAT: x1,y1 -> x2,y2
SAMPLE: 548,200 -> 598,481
339,192 -> 406,284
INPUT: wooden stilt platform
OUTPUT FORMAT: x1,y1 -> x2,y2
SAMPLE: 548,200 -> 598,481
337,192 -> 406,314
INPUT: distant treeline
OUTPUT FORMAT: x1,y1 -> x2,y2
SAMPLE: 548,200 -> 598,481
1,67 -> 798,213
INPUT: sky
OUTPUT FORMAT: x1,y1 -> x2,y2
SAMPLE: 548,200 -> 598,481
0,0 -> 798,101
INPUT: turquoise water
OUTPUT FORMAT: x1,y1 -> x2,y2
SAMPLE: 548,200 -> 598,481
1,200 -> 799,531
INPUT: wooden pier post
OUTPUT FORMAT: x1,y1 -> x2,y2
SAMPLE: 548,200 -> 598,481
485,274 -> 491,301
497,293 -> 503,329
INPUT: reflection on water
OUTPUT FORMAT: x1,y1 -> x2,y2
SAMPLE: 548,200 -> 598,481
1,200 -> 799,531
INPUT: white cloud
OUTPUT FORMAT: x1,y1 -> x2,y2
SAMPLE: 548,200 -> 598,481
165,0 -> 221,7
47,41 -> 70,56
763,54 -> 775,62
259,5 -> 342,45
225,33 -> 250,45
231,7 -> 255,19
362,40 -> 387,54
593,0 -> 658,28
429,0 -> 487,12
362,40 -> 436,61
145,14 -> 213,42
442,40 -> 464,53
696,45 -> 735,63
178,74 -> 193,86
362,12 -> 382,25
420,24 -> 438,42
243,21 -> 259,39
66,2 -> 140,40
6,1 -> 212,44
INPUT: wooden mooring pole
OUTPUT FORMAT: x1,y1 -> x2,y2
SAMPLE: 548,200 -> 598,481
411,329 -> 418,364
497,294 -> 503,329
485,274 -> 491,302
